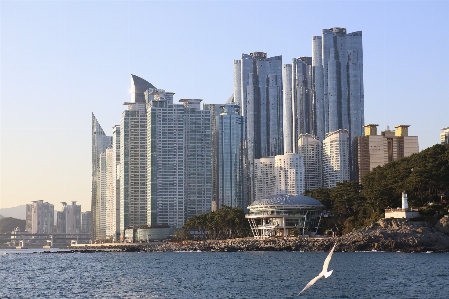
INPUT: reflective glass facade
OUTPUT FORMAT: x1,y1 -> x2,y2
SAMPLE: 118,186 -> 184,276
218,104 -> 247,210
234,52 -> 284,203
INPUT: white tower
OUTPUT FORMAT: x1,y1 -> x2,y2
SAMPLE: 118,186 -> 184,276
401,191 -> 408,209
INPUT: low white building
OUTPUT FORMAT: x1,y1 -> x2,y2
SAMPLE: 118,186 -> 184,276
385,192 -> 419,219
245,194 -> 324,238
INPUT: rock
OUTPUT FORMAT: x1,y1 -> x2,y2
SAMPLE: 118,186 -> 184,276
435,215 -> 449,234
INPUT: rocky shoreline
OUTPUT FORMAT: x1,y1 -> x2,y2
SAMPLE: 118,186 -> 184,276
66,216 -> 449,253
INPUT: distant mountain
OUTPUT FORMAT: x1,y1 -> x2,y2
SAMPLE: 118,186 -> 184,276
0,217 -> 26,234
0,205 -> 26,220
0,214 -> 4,220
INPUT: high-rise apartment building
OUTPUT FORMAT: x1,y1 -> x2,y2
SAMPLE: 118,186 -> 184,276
283,57 -> 313,153
254,154 -> 304,201
81,211 -> 92,234
275,153 -> 305,196
119,74 -> 155,236
323,129 -> 350,188
56,201 -> 81,234
441,127 -> 449,145
107,125 -> 120,241
181,99 -> 212,221
254,157 -> 277,201
312,27 -> 364,142
105,147 -> 116,239
25,200 -> 54,234
203,103 -> 222,211
91,114 -> 112,240
233,52 -> 284,202
97,151 -> 108,239
146,89 -> 212,230
298,134 -> 322,191
354,124 -> 419,182
217,104 -> 247,209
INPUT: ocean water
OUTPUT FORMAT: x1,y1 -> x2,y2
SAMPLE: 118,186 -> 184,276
1,249 -> 448,298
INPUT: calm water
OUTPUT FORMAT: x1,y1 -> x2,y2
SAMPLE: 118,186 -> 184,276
1,249 -> 448,298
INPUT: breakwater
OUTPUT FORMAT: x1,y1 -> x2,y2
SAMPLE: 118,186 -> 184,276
67,216 -> 449,253
65,217 -> 449,252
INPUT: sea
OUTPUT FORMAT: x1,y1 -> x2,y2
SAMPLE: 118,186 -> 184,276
0,249 -> 448,299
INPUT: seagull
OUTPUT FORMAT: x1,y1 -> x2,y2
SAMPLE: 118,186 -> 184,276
299,243 -> 337,295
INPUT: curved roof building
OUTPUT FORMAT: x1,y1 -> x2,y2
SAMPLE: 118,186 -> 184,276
246,194 -> 324,238
130,74 -> 155,103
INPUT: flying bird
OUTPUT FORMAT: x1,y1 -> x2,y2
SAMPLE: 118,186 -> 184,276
299,243 -> 337,295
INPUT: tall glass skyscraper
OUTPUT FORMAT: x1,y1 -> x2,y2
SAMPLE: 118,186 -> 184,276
312,27 -> 364,142
218,104 -> 247,209
203,103 -> 222,210
284,28 -> 363,146
91,114 -> 112,240
234,52 -> 284,202
283,57 -> 313,154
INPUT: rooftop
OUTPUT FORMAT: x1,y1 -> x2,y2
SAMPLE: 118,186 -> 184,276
249,194 -> 324,207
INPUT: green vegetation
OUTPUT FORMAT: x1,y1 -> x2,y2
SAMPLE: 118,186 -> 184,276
0,217 -> 26,234
178,206 -> 251,240
178,144 -> 448,239
305,144 -> 449,234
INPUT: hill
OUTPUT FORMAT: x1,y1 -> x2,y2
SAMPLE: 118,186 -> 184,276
0,205 -> 26,220
0,217 -> 26,234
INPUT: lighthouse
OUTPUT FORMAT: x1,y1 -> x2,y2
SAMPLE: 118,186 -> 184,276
402,191 -> 408,209
385,191 -> 419,219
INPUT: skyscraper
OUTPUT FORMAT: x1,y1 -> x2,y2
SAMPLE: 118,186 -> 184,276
98,151 -> 108,239
181,99 -> 212,221
312,27 -> 364,142
118,75 -> 155,236
298,134 -> 322,191
283,57 -> 313,154
275,153 -> 305,196
323,129 -> 350,188
441,127 -> 449,145
56,201 -> 81,234
203,103 -> 222,211
25,200 -> 54,234
81,211 -> 92,234
218,104 -> 247,209
120,103 -> 148,233
110,125 -> 121,240
254,154 -> 305,201
146,89 -> 212,230
234,52 -> 284,202
91,114 -> 112,240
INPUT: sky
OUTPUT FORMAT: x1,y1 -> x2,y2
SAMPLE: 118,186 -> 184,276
1,0 -> 448,211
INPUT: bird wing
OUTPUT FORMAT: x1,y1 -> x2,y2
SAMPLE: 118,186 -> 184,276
299,275 -> 322,295
322,243 -> 337,273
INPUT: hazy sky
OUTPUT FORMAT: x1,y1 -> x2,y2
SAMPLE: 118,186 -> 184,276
1,0 -> 448,211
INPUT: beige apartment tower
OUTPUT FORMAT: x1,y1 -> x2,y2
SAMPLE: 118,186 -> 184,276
354,124 -> 419,182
